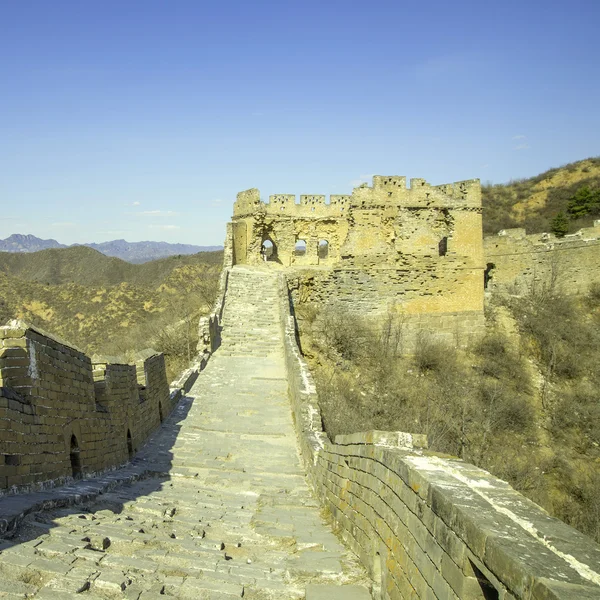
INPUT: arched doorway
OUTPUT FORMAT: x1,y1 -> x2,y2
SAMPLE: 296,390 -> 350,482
70,435 -> 82,478
318,239 -> 329,259
261,238 -> 277,261
127,429 -> 133,459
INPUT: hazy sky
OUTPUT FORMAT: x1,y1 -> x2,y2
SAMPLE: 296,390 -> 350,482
1,0 -> 598,245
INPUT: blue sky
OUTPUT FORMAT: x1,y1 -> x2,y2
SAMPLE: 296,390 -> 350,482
1,0 -> 598,245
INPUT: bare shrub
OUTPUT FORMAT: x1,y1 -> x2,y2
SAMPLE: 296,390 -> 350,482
477,333 -> 530,390
318,309 -> 370,362
554,465 -> 600,543
587,281 -> 600,308
478,380 -> 534,435
414,332 -> 455,374
552,383 -> 600,448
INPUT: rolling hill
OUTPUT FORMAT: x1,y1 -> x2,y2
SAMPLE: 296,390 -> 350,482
0,234 -> 221,263
0,245 -> 222,287
482,157 -> 600,235
0,247 -> 223,379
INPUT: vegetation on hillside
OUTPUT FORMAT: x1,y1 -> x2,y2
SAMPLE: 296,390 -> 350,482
0,249 -> 222,380
295,280 -> 600,543
482,157 -> 600,236
0,245 -> 222,287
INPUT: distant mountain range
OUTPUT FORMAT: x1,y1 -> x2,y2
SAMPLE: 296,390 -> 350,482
0,234 -> 222,263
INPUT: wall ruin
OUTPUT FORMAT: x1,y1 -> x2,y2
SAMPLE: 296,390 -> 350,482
280,276 -> 600,599
231,175 -> 485,349
483,222 -> 600,296
0,321 -> 175,493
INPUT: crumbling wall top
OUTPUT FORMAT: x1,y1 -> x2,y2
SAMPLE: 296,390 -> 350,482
232,175 -> 481,220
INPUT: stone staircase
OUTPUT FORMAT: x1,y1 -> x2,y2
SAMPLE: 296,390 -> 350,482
219,267 -> 283,357
0,265 -> 372,599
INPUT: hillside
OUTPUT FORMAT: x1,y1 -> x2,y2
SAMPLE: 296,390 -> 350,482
0,234 -> 221,263
295,283 -> 600,543
85,239 -> 222,263
0,248 -> 223,380
482,157 -> 600,235
0,246 -> 222,287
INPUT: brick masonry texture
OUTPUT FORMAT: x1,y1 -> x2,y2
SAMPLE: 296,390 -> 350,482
230,176 -> 486,351
483,222 -> 600,296
278,273 -> 600,599
0,321 -> 176,493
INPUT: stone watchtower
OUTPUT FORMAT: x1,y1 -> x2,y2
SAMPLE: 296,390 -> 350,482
228,175 -> 485,348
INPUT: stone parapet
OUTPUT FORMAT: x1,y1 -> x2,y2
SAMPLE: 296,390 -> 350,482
197,224 -> 232,354
484,224 -> 600,296
0,320 -> 175,494
280,275 -> 600,599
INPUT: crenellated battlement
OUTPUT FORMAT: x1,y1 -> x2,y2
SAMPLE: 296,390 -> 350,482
373,175 -> 407,189
330,194 -> 351,206
233,175 -> 481,222
230,173 -> 483,273
354,175 -> 481,208
234,190 -> 350,218
0,320 -> 178,493
233,188 -> 261,216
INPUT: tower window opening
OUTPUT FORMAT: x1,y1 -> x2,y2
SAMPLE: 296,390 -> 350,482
294,239 -> 307,256
438,236 -> 448,256
70,435 -> 82,478
318,240 -> 329,259
261,239 -> 276,261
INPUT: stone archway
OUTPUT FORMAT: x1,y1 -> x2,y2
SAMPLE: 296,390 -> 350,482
261,238 -> 278,262
127,429 -> 134,459
70,435 -> 82,478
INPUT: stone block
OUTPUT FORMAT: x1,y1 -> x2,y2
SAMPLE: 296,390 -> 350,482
531,578 -> 600,600
305,584 -> 372,599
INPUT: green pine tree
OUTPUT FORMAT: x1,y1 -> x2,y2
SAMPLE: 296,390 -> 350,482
567,185 -> 600,218
550,212 -> 569,238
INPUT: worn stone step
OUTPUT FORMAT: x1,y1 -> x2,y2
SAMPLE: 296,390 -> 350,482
0,266 -> 371,598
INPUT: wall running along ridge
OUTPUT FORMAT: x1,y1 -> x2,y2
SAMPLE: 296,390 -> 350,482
279,276 -> 600,599
197,222 -> 234,354
231,176 -> 485,351
0,321 -> 176,493
483,222 -> 600,296
0,224 -> 231,495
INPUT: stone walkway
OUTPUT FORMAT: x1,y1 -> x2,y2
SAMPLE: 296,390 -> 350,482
0,267 -> 371,599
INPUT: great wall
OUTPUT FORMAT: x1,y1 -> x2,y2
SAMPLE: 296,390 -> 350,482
1,175 -> 600,598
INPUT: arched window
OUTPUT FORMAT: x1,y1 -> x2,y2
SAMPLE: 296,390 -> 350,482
127,429 -> 133,459
294,239 -> 307,256
484,263 -> 495,289
70,435 -> 82,478
318,240 -> 329,259
438,236 -> 448,257
261,239 -> 276,261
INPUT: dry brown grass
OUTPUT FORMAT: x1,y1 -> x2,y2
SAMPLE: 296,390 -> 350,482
0,252 -> 222,381
297,286 -> 600,542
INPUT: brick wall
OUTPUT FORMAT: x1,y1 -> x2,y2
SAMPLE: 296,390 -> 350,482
0,321 -> 176,493
198,222 -> 233,354
484,223 -> 600,296
279,276 -> 600,599
232,175 -> 486,351
286,267 -> 485,351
